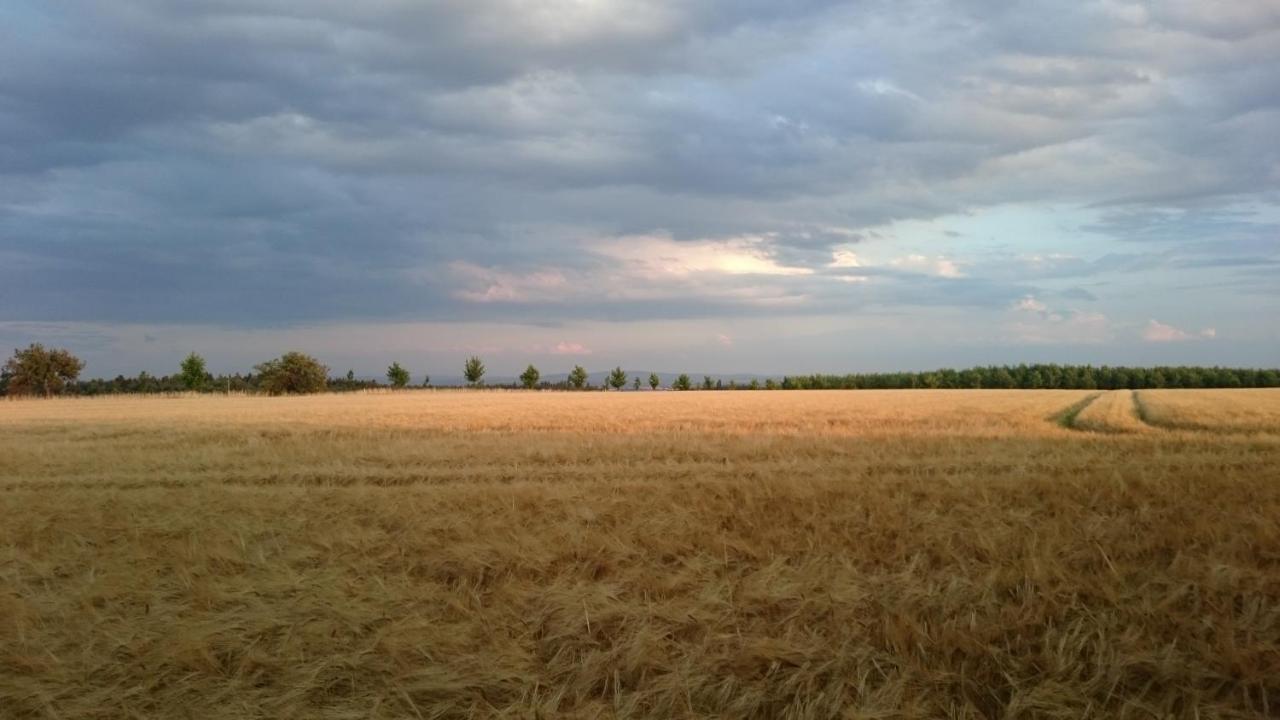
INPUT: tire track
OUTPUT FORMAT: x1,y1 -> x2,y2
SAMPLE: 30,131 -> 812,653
1053,393 -> 1102,430
1069,390 -> 1153,434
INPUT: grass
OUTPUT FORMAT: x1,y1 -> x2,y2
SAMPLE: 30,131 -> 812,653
2,389 -> 1279,718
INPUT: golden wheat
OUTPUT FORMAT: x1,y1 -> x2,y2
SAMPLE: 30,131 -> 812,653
2,389 -> 1278,718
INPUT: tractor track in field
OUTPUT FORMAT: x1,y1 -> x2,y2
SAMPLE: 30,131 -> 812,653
1059,390 -> 1163,434
1053,392 -> 1103,429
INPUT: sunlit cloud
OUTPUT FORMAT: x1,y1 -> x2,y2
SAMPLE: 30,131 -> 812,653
591,234 -> 814,278
829,250 -> 862,268
551,341 -> 593,355
889,255 -> 964,278
1142,320 -> 1217,343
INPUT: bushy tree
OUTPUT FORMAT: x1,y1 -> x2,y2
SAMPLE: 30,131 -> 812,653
633,376 -> 641,390
255,352 -> 328,395
608,366 -> 628,390
2,344 -> 85,397
568,365 -> 588,389
674,373 -> 692,391
764,378 -> 778,390
464,356 -> 486,386
387,361 -> 410,388
702,375 -> 714,390
748,379 -> 760,390
520,364 -> 540,389
421,374 -> 431,387
648,372 -> 660,390
179,352 -> 208,391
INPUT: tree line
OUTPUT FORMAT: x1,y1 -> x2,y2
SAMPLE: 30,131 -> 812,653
3,343 -> 1278,397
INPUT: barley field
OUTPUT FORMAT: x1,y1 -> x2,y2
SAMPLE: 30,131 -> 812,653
2,389 -> 1279,719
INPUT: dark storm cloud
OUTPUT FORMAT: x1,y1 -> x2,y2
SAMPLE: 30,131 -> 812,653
2,0 -> 1278,328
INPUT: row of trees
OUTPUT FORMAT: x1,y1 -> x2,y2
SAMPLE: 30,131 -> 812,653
4,344 -> 1279,397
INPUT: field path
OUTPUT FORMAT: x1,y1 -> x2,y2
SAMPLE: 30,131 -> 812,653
1069,390 -> 1154,433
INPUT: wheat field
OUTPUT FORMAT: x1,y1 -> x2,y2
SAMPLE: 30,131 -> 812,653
2,389 -> 1279,719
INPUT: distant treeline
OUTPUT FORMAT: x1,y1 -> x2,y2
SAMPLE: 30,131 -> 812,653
9,364 -> 1280,397
4,344 -> 1279,396
775,364 -> 1280,391
63,370 -> 387,396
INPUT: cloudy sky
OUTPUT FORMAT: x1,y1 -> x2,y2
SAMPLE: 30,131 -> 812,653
2,1 -> 1278,378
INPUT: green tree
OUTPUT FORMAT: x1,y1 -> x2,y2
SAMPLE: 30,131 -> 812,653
608,366 -> 628,390
421,374 -> 431,387
2,344 -> 85,397
464,356 -> 486,386
568,365 -> 589,389
387,361 -> 410,388
674,373 -> 692,391
702,375 -> 714,390
648,372 -> 660,390
748,378 -> 760,390
520,364 -> 540,389
179,352 -> 208,391
255,352 -> 329,395
632,376 -> 641,390
765,378 -> 778,390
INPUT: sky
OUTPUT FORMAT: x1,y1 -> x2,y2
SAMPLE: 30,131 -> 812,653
2,1 -> 1278,379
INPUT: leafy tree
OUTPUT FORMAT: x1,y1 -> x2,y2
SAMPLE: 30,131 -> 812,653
2,344 -> 85,397
464,356 -> 486,386
421,374 -> 431,387
387,361 -> 410,388
568,365 -> 589,389
608,366 -> 628,390
346,369 -> 355,382
765,378 -> 778,390
674,373 -> 692,391
702,375 -> 714,390
648,372 -> 660,390
520,364 -> 541,389
748,378 -> 760,390
633,376 -> 641,390
255,352 -> 329,395
179,352 -> 208,391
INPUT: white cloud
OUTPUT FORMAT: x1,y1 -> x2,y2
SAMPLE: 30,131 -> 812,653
591,233 -> 814,278
829,249 -> 862,268
1013,295 -> 1048,313
716,333 -> 733,347
1142,320 -> 1216,342
889,254 -> 964,278
551,341 -> 592,355
1009,305 -> 1112,345
450,262 -> 570,303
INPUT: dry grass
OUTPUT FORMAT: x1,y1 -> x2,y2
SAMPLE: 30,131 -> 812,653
1138,389 -> 1280,433
2,389 -> 1279,718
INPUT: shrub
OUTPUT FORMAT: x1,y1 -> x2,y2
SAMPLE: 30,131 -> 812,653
255,352 -> 329,395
